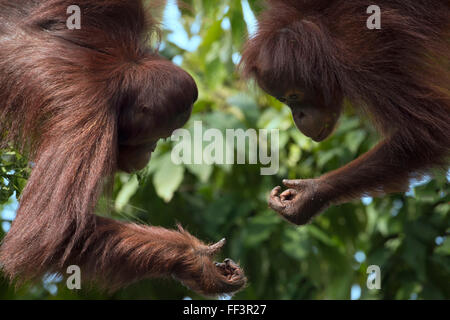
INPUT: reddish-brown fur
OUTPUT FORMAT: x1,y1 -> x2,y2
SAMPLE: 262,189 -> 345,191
241,0 -> 450,225
0,0 -> 246,295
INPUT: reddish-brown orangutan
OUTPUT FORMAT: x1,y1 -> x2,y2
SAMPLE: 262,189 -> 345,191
0,0 -> 246,295
241,0 -> 450,225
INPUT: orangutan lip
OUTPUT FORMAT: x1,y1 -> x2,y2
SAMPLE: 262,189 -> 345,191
315,128 -> 327,141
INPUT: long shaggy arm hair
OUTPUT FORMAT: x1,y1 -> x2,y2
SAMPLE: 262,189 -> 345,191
240,0 -> 449,225
0,0 -> 246,295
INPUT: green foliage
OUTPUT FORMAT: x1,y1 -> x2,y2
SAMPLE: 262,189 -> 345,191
1,0 -> 449,300
0,150 -> 29,203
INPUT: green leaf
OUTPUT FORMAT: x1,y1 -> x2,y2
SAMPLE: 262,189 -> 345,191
152,153 -> 185,202
115,175 -> 139,212
282,228 -> 309,260
243,211 -> 280,248
307,225 -> 336,247
435,237 -> 450,255
345,129 -> 366,154
186,163 -> 213,183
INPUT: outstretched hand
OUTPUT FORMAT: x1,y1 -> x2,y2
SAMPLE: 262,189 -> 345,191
174,237 -> 247,296
268,179 -> 331,226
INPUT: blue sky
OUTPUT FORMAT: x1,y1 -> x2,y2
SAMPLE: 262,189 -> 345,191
162,0 -> 257,62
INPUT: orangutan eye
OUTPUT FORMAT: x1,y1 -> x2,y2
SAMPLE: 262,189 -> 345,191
278,97 -> 287,103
